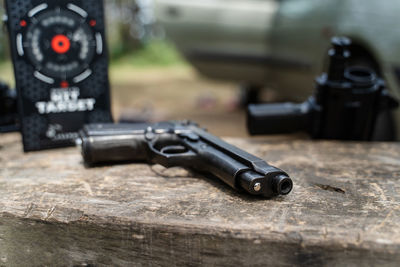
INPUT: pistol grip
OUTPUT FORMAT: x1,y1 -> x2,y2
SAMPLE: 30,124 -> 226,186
80,124 -> 149,165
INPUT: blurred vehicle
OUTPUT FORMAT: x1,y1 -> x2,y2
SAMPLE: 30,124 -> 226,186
156,0 -> 400,140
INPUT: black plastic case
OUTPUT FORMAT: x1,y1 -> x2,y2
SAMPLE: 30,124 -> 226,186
5,0 -> 112,151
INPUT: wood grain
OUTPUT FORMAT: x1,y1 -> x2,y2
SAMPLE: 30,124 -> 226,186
0,133 -> 399,266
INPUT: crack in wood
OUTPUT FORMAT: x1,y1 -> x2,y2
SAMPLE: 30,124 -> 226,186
314,184 -> 346,194
45,206 -> 56,221
24,203 -> 36,217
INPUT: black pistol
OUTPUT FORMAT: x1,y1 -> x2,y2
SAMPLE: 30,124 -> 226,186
247,37 -> 399,141
78,121 -> 293,198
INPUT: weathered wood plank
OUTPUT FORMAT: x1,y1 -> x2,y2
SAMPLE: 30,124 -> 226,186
0,133 -> 399,266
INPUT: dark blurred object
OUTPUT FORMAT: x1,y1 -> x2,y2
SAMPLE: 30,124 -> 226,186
247,37 -> 399,141
0,81 -> 18,133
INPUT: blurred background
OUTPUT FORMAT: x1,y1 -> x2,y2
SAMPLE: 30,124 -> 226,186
0,0 -> 245,137
1,0 -> 399,138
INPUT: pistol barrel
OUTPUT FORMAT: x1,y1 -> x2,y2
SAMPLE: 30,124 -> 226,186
247,102 -> 311,135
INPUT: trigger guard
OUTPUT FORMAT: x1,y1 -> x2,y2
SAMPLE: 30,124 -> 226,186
160,145 -> 188,155
147,141 -> 197,168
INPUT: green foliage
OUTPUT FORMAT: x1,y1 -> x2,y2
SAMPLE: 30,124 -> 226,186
0,61 -> 15,87
111,40 -> 187,68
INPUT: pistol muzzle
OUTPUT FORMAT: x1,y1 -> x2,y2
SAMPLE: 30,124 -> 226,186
271,175 -> 293,195
239,171 -> 293,197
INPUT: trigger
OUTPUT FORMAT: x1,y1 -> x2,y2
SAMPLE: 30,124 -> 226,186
161,145 -> 188,155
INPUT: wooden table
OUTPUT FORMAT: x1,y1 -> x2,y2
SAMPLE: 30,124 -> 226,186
0,133 -> 399,266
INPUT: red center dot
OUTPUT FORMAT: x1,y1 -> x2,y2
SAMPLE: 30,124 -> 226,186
51,35 -> 71,54
60,81 -> 69,88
